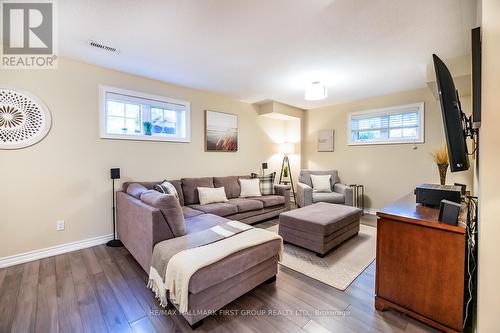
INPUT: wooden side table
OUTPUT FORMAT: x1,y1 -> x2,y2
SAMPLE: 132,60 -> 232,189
375,194 -> 466,332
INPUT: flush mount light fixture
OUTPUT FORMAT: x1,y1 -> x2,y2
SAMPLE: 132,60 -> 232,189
305,81 -> 327,101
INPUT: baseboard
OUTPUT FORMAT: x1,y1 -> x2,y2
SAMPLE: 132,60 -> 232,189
0,234 -> 114,269
364,208 -> 379,215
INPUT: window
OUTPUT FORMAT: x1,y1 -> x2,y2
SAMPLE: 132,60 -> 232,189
99,85 -> 190,142
348,103 -> 424,145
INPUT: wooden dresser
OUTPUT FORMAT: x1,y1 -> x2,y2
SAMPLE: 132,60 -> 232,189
375,194 -> 466,333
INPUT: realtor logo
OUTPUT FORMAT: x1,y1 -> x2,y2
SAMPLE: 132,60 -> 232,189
1,0 -> 57,68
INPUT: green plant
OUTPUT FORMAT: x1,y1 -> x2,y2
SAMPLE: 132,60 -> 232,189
143,121 -> 152,136
283,165 -> 289,178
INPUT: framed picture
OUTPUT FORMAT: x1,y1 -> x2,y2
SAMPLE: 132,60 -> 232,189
318,129 -> 334,152
205,110 -> 238,152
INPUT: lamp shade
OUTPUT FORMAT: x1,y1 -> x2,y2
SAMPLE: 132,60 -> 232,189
279,142 -> 295,155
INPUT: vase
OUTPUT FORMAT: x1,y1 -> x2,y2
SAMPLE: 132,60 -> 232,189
437,163 -> 448,185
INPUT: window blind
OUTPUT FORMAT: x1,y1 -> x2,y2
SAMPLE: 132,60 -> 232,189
349,103 -> 424,144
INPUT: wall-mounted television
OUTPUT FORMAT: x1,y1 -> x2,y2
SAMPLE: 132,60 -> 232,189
433,54 -> 470,172
433,28 -> 481,173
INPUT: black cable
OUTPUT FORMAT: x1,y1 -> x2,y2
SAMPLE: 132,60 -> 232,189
463,196 -> 478,328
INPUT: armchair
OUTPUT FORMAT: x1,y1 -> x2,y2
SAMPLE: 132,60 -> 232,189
296,170 -> 354,207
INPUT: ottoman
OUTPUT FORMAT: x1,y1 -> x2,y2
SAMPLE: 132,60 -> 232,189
279,202 -> 362,257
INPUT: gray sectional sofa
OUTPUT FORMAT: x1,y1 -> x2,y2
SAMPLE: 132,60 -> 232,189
117,176 -> 290,271
116,176 -> 290,327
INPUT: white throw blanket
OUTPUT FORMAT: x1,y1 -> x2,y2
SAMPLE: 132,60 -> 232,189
159,227 -> 283,313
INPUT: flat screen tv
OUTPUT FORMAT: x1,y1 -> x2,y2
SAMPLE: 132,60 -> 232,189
433,54 -> 470,172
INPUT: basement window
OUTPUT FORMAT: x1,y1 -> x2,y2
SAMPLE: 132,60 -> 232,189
99,85 -> 190,142
348,103 -> 424,145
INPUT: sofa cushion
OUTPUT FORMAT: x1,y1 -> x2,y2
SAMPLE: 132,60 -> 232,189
226,205 -> 284,221
182,206 -> 204,218
227,198 -> 264,213
181,177 -> 214,205
250,195 -> 285,208
126,183 -> 148,199
312,192 -> 345,204
189,240 -> 281,294
188,202 -> 238,217
140,190 -> 186,237
185,213 -> 230,234
299,170 -> 339,188
213,176 -> 241,199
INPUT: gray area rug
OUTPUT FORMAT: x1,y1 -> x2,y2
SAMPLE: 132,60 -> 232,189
266,224 -> 376,290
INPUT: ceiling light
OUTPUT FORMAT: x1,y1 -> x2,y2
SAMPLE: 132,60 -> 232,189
304,81 -> 327,101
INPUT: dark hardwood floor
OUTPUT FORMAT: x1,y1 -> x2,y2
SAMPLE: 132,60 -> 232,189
0,215 -> 438,333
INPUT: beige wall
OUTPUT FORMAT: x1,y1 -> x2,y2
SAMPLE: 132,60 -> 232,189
255,100 -> 304,193
0,58 -> 289,258
477,0 -> 500,330
303,88 -> 473,210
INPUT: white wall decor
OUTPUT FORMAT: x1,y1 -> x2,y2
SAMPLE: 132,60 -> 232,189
318,129 -> 334,152
0,87 -> 52,149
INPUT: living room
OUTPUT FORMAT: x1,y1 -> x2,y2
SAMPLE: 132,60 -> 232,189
1,0 -> 499,332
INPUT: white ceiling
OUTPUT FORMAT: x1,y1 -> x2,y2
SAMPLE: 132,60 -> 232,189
59,0 -> 478,109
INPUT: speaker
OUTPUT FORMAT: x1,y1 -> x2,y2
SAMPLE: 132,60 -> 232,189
110,168 -> 121,180
438,200 -> 461,226
471,27 -> 481,128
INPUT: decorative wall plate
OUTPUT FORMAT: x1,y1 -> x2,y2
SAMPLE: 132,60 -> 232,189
0,87 -> 52,150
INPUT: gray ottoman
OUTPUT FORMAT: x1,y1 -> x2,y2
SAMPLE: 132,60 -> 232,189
279,202 -> 362,257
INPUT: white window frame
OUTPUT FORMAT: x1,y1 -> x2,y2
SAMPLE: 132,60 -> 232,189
347,102 -> 425,146
99,85 -> 191,142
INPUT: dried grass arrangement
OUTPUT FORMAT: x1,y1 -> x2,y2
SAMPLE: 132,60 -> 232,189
432,145 -> 449,185
432,145 -> 449,165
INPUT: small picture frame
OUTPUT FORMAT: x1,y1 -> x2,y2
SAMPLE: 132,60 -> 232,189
318,129 -> 334,152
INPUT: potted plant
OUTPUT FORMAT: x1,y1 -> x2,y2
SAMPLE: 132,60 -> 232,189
143,121 -> 152,136
432,145 -> 449,185
282,165 -> 289,179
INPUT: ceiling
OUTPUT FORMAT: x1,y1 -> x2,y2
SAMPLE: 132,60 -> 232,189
59,0 -> 478,109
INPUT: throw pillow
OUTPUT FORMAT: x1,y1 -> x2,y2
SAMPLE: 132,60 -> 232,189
239,178 -> 262,197
197,187 -> 229,205
140,190 -> 186,237
251,172 -> 276,195
310,174 -> 332,192
126,183 -> 148,199
154,180 -> 179,200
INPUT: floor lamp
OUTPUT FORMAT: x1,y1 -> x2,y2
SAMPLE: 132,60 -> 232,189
278,143 -> 297,204
107,168 -> 123,247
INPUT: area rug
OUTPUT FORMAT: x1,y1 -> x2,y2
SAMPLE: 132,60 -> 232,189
265,224 -> 376,290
